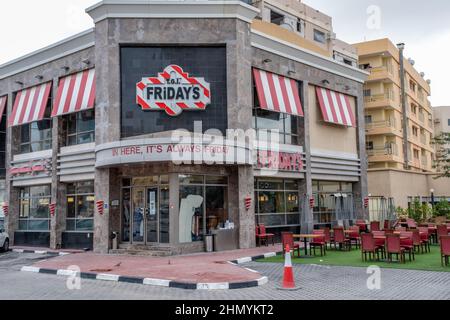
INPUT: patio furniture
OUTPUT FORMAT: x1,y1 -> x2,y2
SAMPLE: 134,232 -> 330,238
440,235 -> 450,267
411,230 -> 425,254
255,225 -> 274,247
347,225 -> 361,249
437,224 -> 449,243
406,218 -> 417,229
310,230 -> 326,256
294,234 -> 323,256
395,226 -> 407,232
322,227 -> 333,249
370,221 -> 380,232
281,232 -> 300,257
386,234 -> 406,263
356,220 -> 368,233
418,227 -> 431,252
383,220 -> 391,230
333,227 -> 350,251
361,233 -> 384,261
399,231 -> 415,261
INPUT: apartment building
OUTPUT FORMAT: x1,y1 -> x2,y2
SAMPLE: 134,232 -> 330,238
354,38 -> 449,207
0,0 -> 368,253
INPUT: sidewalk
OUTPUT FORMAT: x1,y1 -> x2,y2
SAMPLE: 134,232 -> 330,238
31,245 -> 282,284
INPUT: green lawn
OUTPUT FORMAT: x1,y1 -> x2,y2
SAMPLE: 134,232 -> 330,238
258,244 -> 450,273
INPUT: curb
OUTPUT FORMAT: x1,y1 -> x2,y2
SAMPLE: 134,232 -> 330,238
20,266 -> 269,290
12,249 -> 72,256
19,250 -> 281,291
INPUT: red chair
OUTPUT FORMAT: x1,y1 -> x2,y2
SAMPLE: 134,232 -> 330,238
322,227 -> 333,249
370,221 -> 380,232
310,230 -> 326,256
418,227 -> 431,252
333,227 -> 350,251
356,220 -> 367,233
399,231 -> 415,261
395,226 -> 407,232
259,224 -> 275,246
361,233 -> 384,261
281,232 -> 300,257
437,224 -> 449,243
440,235 -> 450,267
411,230 -> 425,254
347,225 -> 361,249
384,220 -> 391,230
386,234 -> 406,263
406,218 -> 417,229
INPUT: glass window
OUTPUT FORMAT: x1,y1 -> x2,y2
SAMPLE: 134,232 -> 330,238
20,120 -> 52,154
65,109 -> 95,146
314,29 -> 326,44
179,175 -> 229,243
66,181 -> 94,232
18,185 -> 51,231
254,179 -> 302,228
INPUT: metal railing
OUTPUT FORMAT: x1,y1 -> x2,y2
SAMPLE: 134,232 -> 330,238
364,91 -> 394,103
366,119 -> 396,130
367,144 -> 399,157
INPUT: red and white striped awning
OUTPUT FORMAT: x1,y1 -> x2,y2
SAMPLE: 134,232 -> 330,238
0,96 -> 7,118
253,69 -> 304,117
52,69 -> 96,117
315,87 -> 356,127
9,82 -> 52,127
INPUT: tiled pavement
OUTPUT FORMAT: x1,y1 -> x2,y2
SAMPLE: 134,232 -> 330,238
1,252 -> 449,300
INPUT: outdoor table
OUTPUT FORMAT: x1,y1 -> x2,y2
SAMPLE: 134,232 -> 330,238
294,234 -> 323,256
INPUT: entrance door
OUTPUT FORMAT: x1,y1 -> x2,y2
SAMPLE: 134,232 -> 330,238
132,187 -> 146,243
146,187 -> 159,243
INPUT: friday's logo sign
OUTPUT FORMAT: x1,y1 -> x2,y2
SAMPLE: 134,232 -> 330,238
136,65 -> 211,116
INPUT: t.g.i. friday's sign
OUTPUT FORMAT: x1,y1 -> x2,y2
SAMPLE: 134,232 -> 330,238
136,65 -> 211,116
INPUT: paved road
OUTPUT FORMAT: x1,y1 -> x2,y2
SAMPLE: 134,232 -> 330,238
0,251 -> 449,300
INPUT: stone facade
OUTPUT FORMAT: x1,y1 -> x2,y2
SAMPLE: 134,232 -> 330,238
0,1 -> 368,254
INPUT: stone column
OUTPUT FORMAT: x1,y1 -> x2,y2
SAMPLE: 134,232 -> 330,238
5,93 -> 20,245
237,166 -> 255,249
93,19 -> 122,253
354,90 -> 369,220
298,81 -> 314,233
50,77 -> 65,249
94,168 -> 110,253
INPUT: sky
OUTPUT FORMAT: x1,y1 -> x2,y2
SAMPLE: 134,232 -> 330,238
0,0 -> 449,106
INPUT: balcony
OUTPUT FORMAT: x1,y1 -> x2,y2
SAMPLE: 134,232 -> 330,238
364,91 -> 398,110
365,119 -> 400,136
367,65 -> 395,83
367,144 -> 401,163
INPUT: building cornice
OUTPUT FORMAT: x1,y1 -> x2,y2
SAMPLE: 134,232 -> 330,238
0,29 -> 95,80
86,0 -> 260,24
251,29 -> 369,84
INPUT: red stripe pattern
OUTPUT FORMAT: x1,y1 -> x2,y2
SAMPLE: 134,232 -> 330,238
253,69 -> 304,117
0,96 -> 7,118
136,65 -> 211,116
315,87 -> 356,127
96,200 -> 105,215
9,82 -> 52,127
52,69 -> 96,117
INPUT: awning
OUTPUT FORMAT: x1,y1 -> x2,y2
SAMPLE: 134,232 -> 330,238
9,82 -> 52,127
0,96 -> 6,118
253,69 -> 304,117
52,68 -> 95,117
315,87 -> 356,127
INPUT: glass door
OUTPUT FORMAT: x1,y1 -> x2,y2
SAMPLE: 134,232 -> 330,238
132,187 -> 146,243
146,187 -> 159,243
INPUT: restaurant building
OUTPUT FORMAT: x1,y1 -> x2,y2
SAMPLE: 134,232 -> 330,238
0,0 -> 369,254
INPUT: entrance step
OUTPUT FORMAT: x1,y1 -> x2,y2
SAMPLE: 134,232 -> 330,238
109,249 -> 175,257
109,244 -> 177,257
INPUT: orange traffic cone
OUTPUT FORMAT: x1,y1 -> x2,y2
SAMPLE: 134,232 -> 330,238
282,244 -> 296,289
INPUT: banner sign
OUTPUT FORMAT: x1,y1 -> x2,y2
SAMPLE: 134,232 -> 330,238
256,150 -> 304,172
10,159 -> 52,177
136,65 -> 211,116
